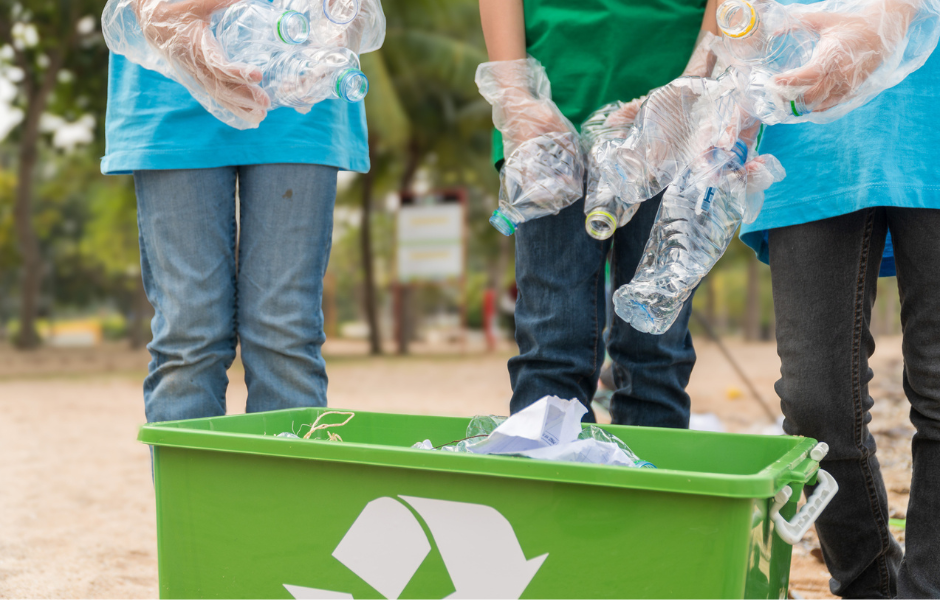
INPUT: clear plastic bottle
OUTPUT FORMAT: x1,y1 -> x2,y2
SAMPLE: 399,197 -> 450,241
261,46 -> 368,107
599,76 -> 720,210
273,0 -> 360,45
581,102 -> 640,240
488,131 -> 584,236
213,0 -> 310,66
578,425 -> 656,468
717,0 -> 818,124
613,141 -> 749,335
466,415 -> 508,440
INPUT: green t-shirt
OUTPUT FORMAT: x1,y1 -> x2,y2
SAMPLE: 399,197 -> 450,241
492,0 -> 708,166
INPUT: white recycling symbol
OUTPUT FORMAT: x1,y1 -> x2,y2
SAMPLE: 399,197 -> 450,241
284,496 -> 548,599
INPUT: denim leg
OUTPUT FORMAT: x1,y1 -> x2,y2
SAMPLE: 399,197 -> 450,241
886,208 -> 940,599
508,197 -> 609,421
607,192 -> 696,428
236,164 -> 338,412
769,208 -> 902,599
134,168 -> 238,423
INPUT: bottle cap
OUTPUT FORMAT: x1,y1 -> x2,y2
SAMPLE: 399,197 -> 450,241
489,210 -> 516,236
717,0 -> 758,39
731,140 -> 748,166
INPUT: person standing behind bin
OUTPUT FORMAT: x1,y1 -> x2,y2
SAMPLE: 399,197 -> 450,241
737,1 -> 940,595
477,0 -> 720,426
102,0 -> 369,423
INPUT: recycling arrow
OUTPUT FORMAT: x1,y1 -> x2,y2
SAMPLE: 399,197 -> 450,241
284,495 -> 547,599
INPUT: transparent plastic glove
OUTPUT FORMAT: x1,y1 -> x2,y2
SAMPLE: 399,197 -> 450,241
717,0 -> 940,124
475,57 -> 584,235
742,153 -> 785,224
581,101 -> 639,240
102,0 -> 271,129
613,144 -> 786,334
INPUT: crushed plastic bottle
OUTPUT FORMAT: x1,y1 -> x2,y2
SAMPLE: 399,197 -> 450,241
213,0 -> 310,66
600,74 -> 738,209
613,141 -> 750,335
581,102 -> 640,240
715,0 -> 817,124
488,132 -> 584,236
578,425 -> 656,468
261,46 -> 369,107
467,415 -> 508,439
274,0 -> 360,45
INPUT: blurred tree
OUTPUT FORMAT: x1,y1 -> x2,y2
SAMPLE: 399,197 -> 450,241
0,0 -> 108,348
354,0 -> 493,353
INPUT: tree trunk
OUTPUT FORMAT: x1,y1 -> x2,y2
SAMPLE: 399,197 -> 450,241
361,136 -> 382,355
744,254 -> 760,342
13,67 -> 60,349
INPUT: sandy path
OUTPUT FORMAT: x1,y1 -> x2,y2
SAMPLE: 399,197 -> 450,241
0,337 -> 913,599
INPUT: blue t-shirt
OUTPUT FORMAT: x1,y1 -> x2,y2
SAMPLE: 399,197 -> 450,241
739,3 -> 940,278
102,53 -> 370,175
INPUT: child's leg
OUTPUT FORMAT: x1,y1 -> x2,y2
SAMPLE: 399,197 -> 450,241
508,197 -> 609,421
236,163 -> 338,412
886,207 -> 940,599
134,167 -> 239,423
769,207 -> 901,599
606,192 -> 697,429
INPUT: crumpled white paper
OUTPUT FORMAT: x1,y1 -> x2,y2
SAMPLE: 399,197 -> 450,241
467,396 -> 644,467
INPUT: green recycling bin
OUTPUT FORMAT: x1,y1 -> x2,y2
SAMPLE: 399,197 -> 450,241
139,407 -> 836,599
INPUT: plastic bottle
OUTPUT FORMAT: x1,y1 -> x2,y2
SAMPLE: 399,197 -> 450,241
261,46 -> 369,107
488,131 -> 584,236
213,0 -> 310,66
578,425 -> 655,468
599,76 -> 720,211
716,0 -> 818,124
613,141 -> 749,335
581,102 -> 639,240
274,0 -> 360,45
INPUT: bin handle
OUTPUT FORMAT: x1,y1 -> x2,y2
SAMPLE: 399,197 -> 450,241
770,468 -> 838,545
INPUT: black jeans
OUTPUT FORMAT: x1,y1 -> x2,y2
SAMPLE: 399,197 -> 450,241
769,207 -> 940,598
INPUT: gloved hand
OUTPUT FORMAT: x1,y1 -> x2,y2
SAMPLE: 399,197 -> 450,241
774,2 -> 912,112
475,57 -> 577,157
133,0 -> 270,125
741,153 -> 786,224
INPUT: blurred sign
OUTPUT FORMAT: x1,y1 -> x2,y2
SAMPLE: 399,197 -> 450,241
397,204 -> 464,282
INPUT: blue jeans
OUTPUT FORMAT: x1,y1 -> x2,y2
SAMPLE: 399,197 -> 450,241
770,207 -> 940,598
134,164 -> 338,423
509,193 -> 696,427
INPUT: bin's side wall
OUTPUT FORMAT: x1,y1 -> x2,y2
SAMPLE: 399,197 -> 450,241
154,447 -> 792,599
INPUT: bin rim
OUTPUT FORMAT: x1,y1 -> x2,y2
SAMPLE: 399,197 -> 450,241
138,408 -> 820,500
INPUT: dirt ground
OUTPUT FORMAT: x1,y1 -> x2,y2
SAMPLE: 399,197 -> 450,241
0,335 -> 914,599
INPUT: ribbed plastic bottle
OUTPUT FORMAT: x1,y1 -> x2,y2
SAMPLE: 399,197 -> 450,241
717,0 -> 818,124
261,46 -> 369,107
613,141 -> 749,334
599,76 -> 720,211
